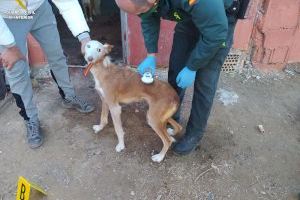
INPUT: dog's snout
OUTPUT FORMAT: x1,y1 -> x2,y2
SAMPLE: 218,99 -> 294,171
87,56 -> 93,62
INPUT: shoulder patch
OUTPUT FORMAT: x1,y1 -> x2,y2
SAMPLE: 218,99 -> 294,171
188,0 -> 197,6
222,42 -> 226,48
16,0 -> 27,10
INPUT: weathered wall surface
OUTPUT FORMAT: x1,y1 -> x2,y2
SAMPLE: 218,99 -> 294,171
251,0 -> 300,71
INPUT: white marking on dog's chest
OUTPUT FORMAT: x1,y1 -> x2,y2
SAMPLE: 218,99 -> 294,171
91,71 -> 105,97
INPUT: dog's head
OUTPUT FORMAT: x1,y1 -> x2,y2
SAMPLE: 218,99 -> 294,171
84,40 -> 113,64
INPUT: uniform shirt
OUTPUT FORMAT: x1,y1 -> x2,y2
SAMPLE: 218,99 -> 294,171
0,0 -> 89,47
141,0 -> 233,71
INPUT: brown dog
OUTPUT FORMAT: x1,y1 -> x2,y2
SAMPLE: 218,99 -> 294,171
84,41 -> 182,162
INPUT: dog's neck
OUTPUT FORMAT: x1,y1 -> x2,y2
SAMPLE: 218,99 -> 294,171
91,56 -> 112,69
90,55 -> 113,80
101,56 -> 112,68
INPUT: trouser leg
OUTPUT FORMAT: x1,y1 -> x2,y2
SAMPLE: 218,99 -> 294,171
172,20 -> 237,154
168,27 -> 198,122
1,18 -> 38,120
30,1 -> 75,99
185,21 -> 237,139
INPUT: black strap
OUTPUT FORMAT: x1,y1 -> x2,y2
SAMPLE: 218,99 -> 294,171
226,0 -> 250,19
237,0 -> 250,19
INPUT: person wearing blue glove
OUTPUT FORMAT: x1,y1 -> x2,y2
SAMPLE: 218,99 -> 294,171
176,67 -> 196,89
137,54 -> 156,76
115,0 -> 244,155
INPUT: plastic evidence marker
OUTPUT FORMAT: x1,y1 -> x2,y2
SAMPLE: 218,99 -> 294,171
16,176 -> 47,200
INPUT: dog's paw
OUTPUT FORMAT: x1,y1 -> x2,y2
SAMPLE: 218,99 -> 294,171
151,153 -> 164,163
167,128 -> 175,136
115,143 -> 125,152
93,125 -> 104,134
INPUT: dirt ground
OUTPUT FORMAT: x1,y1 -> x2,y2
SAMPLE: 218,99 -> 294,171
0,65 -> 299,200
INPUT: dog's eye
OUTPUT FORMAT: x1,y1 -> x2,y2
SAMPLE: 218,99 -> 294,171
87,44 -> 90,48
97,48 -> 101,52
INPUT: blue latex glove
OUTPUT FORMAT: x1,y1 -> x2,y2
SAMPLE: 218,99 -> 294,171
137,55 -> 156,76
176,67 -> 196,89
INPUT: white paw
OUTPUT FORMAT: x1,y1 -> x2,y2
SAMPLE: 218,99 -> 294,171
167,128 -> 175,136
151,153 -> 164,163
115,143 -> 125,152
93,125 -> 104,134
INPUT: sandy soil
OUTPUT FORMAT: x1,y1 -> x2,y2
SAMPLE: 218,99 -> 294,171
0,66 -> 299,200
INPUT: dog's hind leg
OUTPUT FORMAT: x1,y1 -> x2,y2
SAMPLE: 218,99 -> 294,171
109,104 -> 125,152
167,118 -> 182,136
147,107 -> 173,163
148,120 -> 172,163
93,100 -> 109,134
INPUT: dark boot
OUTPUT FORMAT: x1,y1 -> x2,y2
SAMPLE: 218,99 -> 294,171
172,132 -> 202,155
62,95 -> 95,113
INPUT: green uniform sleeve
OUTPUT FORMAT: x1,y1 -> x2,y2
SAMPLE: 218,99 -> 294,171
141,13 -> 161,53
184,0 -> 229,71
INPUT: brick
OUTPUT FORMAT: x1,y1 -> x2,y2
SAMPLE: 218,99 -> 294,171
233,19 -> 254,50
263,0 -> 299,30
264,29 -> 295,48
270,46 -> 289,63
288,29 -> 300,62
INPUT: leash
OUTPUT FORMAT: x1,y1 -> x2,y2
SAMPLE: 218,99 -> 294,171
83,59 -> 104,77
83,63 -> 93,77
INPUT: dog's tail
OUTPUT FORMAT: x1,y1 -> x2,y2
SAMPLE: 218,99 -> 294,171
167,118 -> 182,136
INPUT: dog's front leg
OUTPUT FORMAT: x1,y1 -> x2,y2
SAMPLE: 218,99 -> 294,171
93,100 -> 109,134
109,104 -> 125,152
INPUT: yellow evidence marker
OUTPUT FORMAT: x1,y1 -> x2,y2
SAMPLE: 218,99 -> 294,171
16,176 -> 47,200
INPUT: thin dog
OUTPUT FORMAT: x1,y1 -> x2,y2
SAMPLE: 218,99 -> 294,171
84,40 -> 182,163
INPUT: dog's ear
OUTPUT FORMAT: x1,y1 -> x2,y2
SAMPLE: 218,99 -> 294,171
103,43 -> 114,54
